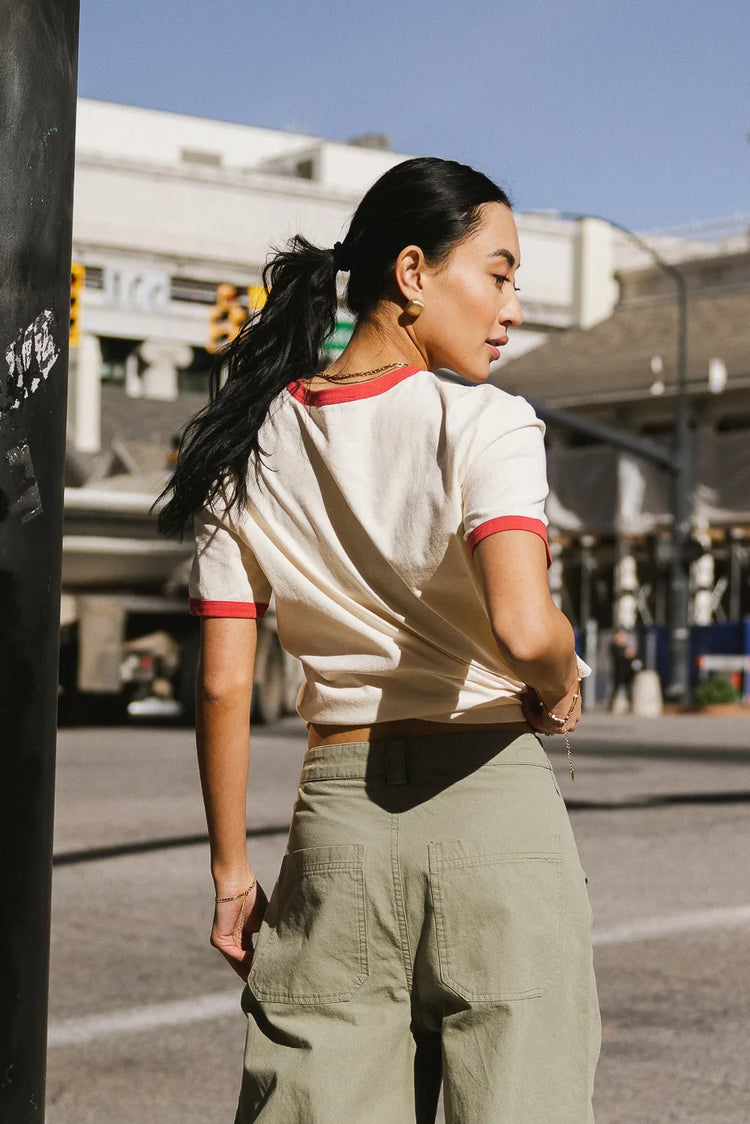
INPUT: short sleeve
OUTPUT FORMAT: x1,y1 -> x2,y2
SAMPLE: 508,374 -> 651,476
460,392 -> 551,566
188,497 -> 272,619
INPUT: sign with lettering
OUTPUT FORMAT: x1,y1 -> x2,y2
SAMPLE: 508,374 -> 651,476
103,267 -> 170,314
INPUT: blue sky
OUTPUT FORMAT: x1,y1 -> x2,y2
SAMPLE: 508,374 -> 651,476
78,0 -> 748,232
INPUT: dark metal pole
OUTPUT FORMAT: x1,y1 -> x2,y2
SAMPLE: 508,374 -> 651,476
0,4 -> 80,1120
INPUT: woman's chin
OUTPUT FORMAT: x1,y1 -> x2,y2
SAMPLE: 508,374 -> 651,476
467,366 -> 491,384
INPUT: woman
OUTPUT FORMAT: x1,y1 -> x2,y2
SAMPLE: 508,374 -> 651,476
159,157 -> 601,1122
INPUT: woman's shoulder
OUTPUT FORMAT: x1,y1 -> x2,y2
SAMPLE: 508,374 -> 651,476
431,372 -> 540,434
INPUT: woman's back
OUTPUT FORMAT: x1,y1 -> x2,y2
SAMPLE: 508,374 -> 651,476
189,367 -> 549,725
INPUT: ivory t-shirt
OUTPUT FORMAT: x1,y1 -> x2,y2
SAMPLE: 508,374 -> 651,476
189,366 -> 555,725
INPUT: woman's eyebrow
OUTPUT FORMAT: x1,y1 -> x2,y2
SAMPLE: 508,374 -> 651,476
487,248 -> 519,268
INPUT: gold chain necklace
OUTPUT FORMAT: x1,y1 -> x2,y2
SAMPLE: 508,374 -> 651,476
313,361 -> 409,383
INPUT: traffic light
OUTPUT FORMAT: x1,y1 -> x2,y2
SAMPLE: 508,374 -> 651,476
207,283 -> 246,353
247,284 -> 267,314
70,262 -> 85,346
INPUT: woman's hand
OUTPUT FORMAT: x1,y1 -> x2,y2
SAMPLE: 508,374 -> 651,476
211,877 -> 269,981
521,683 -> 582,736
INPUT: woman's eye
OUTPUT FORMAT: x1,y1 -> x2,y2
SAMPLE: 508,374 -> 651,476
494,276 -> 521,292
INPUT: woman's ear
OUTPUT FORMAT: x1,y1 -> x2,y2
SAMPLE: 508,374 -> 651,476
393,245 -> 426,303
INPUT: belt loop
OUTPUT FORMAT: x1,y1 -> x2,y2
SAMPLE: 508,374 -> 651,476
385,738 -> 408,786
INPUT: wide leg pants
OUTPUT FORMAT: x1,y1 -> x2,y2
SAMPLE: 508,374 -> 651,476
235,731 -> 601,1123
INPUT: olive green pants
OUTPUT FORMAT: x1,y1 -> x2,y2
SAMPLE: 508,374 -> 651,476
236,732 -> 601,1123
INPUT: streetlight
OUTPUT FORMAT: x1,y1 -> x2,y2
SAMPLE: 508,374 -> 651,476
531,211 -> 692,702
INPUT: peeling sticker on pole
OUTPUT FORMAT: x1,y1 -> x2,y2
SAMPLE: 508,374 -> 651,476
1,309 -> 60,418
4,443 -> 43,523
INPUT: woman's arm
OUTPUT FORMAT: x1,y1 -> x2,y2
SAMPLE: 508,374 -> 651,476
196,617 -> 268,978
473,530 -> 581,733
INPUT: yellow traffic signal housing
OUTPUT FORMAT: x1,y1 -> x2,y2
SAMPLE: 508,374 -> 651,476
207,283 -> 246,353
247,284 -> 267,313
70,262 -> 85,346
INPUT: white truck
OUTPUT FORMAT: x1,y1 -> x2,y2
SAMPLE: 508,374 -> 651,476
59,483 -> 299,724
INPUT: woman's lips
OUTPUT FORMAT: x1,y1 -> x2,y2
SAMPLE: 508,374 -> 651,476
486,337 -> 508,361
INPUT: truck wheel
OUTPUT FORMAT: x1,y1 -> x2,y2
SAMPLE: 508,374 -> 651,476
253,636 -> 285,725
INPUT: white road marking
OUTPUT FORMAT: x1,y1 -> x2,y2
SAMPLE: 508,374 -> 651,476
48,904 -> 750,1048
48,991 -> 241,1048
592,903 -> 750,946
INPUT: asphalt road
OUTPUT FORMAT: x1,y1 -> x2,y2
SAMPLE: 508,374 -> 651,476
47,714 -> 750,1123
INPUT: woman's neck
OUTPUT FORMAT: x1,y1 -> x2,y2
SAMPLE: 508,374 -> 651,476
316,311 -> 427,383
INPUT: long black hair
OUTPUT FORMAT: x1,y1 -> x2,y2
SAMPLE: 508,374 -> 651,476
156,157 -> 511,538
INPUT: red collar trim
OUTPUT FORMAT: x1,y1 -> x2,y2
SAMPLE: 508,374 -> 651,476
288,365 -> 421,405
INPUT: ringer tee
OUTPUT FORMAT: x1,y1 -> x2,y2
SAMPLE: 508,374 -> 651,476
189,366 -> 553,725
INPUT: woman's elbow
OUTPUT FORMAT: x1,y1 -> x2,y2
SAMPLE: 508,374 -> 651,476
494,629 -> 552,667
197,670 -> 254,707
490,610 -> 572,668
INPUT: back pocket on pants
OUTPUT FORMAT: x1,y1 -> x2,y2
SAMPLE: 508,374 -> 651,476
247,843 -> 368,1005
428,835 -> 562,1002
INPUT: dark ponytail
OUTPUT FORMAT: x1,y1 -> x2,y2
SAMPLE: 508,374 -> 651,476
156,237 -> 338,537
157,157 -> 510,538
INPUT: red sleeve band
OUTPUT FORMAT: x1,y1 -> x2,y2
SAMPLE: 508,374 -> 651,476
466,516 -> 552,568
189,598 -> 269,619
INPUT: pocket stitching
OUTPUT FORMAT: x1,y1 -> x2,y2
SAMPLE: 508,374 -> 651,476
433,852 -> 561,869
429,841 -> 563,1002
248,845 -> 369,1005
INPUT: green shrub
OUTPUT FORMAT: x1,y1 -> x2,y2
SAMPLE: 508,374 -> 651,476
692,674 -> 740,707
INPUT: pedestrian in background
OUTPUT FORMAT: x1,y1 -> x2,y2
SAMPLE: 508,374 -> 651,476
609,628 -> 639,713
158,157 -> 601,1122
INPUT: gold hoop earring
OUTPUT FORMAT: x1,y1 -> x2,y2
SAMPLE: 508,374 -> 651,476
404,298 -> 425,319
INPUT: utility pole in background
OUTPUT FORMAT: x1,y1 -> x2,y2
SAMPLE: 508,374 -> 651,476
540,212 -> 692,702
0,3 -> 80,1120
597,218 -> 691,704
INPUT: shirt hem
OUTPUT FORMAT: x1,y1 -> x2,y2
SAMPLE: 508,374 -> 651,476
297,699 -> 526,726
467,516 -> 552,568
189,598 -> 269,619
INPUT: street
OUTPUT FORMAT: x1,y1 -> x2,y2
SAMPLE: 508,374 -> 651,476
47,714 -> 750,1124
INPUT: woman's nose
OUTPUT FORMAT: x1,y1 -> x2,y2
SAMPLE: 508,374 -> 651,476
501,289 -> 523,328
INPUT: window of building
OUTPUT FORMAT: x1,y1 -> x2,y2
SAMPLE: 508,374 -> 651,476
180,148 -> 223,167
295,158 -> 315,180
178,347 -> 212,395
99,337 -> 138,384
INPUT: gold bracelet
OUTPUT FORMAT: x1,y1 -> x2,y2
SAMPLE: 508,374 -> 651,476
539,678 -> 582,782
541,677 -> 582,727
215,875 -> 256,904
216,877 -> 257,944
